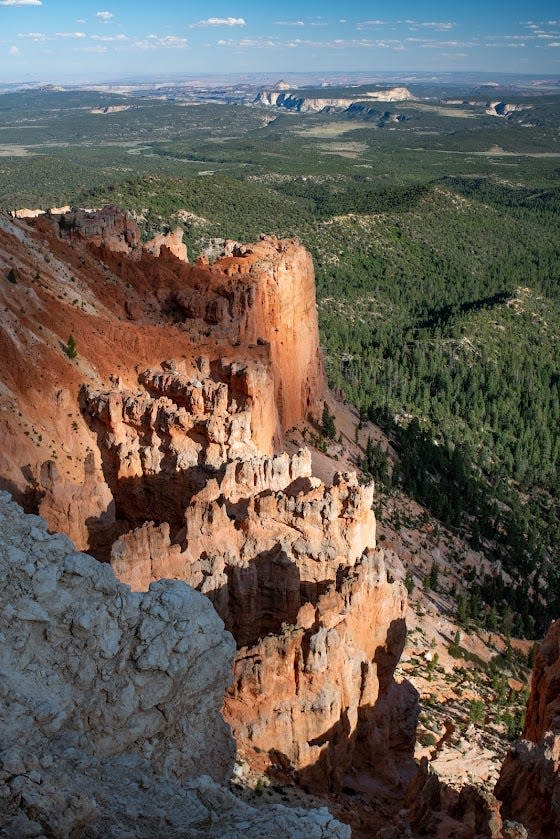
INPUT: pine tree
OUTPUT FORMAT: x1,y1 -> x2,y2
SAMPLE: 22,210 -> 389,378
66,335 -> 78,359
404,570 -> 414,595
321,404 -> 336,439
428,561 -> 439,591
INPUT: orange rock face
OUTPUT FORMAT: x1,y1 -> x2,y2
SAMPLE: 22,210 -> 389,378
212,237 -> 325,431
108,451 -> 417,793
522,620 -> 560,744
495,620 -> 560,838
144,227 -> 189,262
0,210 -> 324,523
225,551 -> 417,794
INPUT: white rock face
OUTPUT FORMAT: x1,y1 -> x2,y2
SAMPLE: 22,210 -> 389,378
0,492 -> 350,838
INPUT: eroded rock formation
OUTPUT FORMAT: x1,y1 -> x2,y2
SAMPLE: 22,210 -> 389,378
226,550 -> 417,794
0,210 -> 324,519
0,207 -> 415,823
144,226 -> 189,262
57,205 -> 143,254
496,620 -> 560,838
106,436 -> 417,793
0,492 -> 350,838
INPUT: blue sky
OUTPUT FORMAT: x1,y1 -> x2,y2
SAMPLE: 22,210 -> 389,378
0,0 -> 559,82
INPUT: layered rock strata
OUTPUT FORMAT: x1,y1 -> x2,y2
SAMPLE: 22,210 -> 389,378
0,492 -> 350,838
226,550 -> 417,794
0,210 -> 325,519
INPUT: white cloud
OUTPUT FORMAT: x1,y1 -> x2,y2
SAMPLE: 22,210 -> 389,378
217,36 -> 277,48
96,10 -> 113,22
405,20 -> 455,31
0,0 -> 42,5
406,36 -> 476,49
190,17 -> 245,28
78,45 -> 108,53
357,20 -> 389,27
133,34 -> 188,49
55,32 -> 87,38
218,35 -> 404,51
91,33 -> 128,42
274,20 -> 304,27
9,45 -> 19,54
18,30 -> 46,40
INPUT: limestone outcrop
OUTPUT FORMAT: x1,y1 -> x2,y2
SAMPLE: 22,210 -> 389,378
81,363 -> 264,530
57,205 -> 142,254
254,87 -> 414,112
0,491 -> 235,785
0,491 -> 350,838
496,620 -> 560,838
225,550 -> 417,794
211,235 -> 325,431
522,620 -> 560,743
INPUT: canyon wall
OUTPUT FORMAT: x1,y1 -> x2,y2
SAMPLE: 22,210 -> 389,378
0,208 -> 415,818
105,434 -> 417,793
254,86 -> 414,112
0,211 -> 325,521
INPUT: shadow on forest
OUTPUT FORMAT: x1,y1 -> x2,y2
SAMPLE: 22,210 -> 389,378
417,290 -> 512,330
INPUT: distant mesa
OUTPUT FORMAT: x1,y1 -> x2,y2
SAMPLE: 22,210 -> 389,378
485,101 -> 533,118
254,85 -> 414,113
90,104 -> 132,115
366,86 -> 414,102
273,79 -> 291,91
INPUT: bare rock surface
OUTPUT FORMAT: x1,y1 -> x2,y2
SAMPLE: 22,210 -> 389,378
225,549 -> 416,794
496,620 -> 560,838
144,227 -> 189,262
56,205 -> 142,254
0,492 -> 350,838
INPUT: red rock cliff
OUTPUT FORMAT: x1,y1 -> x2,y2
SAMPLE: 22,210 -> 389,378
212,236 -> 325,431
0,210 -> 324,541
495,620 -> 560,838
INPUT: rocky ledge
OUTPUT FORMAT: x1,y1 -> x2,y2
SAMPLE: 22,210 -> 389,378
0,491 -> 349,838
